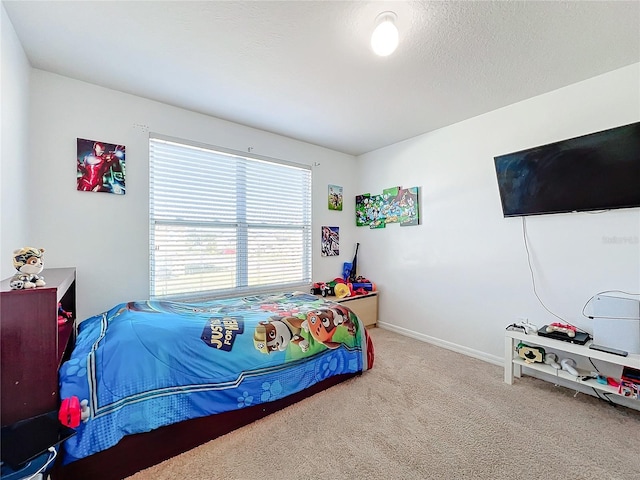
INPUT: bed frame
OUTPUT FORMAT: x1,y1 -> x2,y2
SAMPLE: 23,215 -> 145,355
50,372 -> 358,480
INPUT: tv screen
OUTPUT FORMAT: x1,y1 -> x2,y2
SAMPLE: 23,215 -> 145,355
493,122 -> 640,217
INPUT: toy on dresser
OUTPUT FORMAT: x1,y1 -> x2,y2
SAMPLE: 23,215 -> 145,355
9,247 -> 46,290
58,303 -> 73,325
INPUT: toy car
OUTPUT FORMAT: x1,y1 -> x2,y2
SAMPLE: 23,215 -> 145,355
310,282 -> 332,297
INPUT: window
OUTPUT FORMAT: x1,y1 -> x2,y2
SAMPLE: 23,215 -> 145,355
149,136 -> 312,300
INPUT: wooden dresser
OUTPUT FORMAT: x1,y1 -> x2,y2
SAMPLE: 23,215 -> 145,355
1,267 -> 76,426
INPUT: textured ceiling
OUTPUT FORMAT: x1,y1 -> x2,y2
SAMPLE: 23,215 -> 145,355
3,1 -> 639,156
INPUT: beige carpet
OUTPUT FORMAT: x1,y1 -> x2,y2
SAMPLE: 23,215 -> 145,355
128,328 -> 640,480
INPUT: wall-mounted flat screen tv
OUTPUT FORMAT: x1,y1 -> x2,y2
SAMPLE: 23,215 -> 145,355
494,122 -> 640,217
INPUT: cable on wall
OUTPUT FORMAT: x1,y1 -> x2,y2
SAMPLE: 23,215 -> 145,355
581,289 -> 640,320
521,217 -> 587,333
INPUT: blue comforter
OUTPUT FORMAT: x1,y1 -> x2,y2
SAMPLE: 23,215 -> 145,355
59,292 -> 371,463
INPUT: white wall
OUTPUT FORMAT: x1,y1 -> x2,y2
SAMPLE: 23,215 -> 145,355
25,70 -> 358,321
357,63 -> 640,363
0,3 -> 30,276
4,7 -> 638,367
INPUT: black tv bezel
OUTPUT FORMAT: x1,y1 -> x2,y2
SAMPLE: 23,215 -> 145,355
493,122 -> 640,218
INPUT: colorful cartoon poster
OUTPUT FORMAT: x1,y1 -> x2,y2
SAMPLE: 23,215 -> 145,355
321,226 -> 339,256
355,194 -> 371,226
77,138 -> 126,194
328,185 -> 343,211
355,186 -> 420,228
398,187 -> 419,226
368,195 -> 386,229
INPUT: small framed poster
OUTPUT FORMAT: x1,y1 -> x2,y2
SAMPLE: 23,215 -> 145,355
328,185 -> 343,211
321,226 -> 339,256
77,138 -> 126,194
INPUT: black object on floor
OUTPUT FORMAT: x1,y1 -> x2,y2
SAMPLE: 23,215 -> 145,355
1,411 -> 76,470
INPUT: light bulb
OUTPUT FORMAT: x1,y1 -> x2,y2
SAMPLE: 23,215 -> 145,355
371,12 -> 398,57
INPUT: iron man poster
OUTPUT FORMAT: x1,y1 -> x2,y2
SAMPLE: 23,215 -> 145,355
77,138 -> 126,194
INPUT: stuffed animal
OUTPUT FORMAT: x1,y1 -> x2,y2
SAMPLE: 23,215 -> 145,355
10,247 -> 46,290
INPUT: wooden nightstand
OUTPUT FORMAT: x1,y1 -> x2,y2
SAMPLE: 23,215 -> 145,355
323,291 -> 378,328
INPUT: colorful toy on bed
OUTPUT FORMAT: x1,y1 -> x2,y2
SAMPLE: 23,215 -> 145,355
59,396 -> 90,428
9,247 -> 46,290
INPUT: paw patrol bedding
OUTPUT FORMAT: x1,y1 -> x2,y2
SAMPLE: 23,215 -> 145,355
58,292 -> 373,464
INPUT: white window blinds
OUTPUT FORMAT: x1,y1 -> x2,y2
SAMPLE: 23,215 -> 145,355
149,137 -> 312,300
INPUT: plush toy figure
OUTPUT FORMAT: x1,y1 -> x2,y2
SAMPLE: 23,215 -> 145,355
10,247 -> 46,290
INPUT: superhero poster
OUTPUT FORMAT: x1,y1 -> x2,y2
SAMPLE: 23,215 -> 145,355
321,226 -> 339,256
77,138 -> 126,194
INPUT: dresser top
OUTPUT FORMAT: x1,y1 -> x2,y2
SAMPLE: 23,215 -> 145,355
1,267 -> 76,297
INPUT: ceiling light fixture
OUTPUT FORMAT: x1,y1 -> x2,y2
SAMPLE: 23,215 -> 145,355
371,11 -> 399,57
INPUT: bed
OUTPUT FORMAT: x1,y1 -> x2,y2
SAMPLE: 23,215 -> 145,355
50,291 -> 374,480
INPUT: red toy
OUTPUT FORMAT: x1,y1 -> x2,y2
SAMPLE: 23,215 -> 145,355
58,303 -> 73,325
607,377 -> 620,388
59,396 -> 81,427
59,395 -> 90,427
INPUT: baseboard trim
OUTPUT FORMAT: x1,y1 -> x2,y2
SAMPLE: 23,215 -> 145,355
377,322 -> 503,367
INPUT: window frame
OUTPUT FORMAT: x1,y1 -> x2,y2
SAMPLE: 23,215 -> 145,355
149,134 -> 313,301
